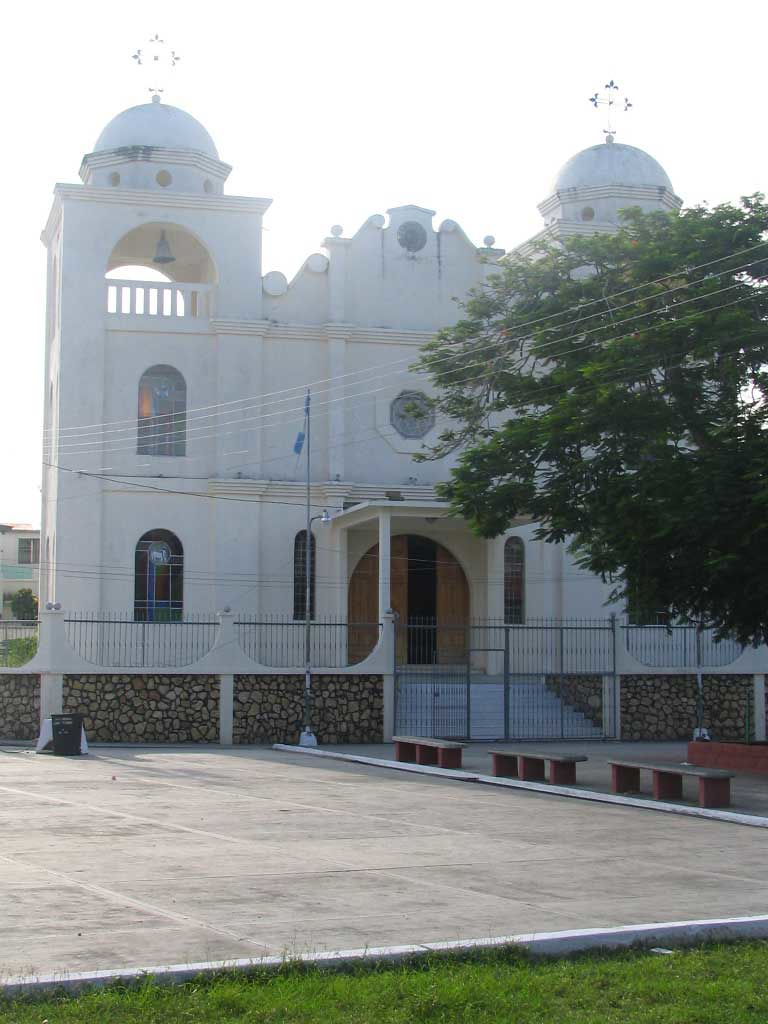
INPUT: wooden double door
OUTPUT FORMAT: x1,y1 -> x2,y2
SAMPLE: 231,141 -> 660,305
347,535 -> 469,664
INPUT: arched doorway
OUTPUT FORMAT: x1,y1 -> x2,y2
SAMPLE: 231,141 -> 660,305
347,535 -> 469,664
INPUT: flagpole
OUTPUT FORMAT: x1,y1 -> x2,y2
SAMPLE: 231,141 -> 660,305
300,388 -> 317,746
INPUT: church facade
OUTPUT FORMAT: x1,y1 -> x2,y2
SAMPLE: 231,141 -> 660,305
40,97 -> 683,653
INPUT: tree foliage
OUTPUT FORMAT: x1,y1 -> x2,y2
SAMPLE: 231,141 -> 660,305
10,588 -> 38,621
418,197 -> 768,643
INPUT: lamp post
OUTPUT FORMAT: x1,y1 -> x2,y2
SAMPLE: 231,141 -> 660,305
299,509 -> 330,747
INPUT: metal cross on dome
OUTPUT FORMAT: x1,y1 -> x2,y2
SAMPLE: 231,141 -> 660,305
588,80 -> 632,142
132,34 -> 181,102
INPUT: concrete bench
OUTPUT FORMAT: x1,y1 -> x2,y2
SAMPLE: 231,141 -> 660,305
488,749 -> 588,785
393,736 -> 466,770
609,759 -> 735,809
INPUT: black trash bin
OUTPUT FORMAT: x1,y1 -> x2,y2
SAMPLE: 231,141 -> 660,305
51,714 -> 84,756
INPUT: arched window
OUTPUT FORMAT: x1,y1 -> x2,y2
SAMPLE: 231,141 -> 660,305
135,530 -> 183,622
137,365 -> 186,457
504,537 -> 525,624
293,530 -> 316,621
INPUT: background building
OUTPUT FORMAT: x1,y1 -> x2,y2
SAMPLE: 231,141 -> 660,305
0,524 -> 40,618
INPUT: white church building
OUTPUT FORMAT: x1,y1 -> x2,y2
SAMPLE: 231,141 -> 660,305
40,95 -> 684,655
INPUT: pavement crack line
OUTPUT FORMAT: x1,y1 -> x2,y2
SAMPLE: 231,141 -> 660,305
0,852 -> 271,952
15,759 -> 488,839
0,783 -> 345,871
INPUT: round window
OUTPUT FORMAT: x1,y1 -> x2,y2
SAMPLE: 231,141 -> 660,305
581,206 -> 595,221
397,221 -> 428,253
390,391 -> 435,439
156,170 -> 172,187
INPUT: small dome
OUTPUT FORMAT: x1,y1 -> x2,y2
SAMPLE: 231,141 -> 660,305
552,141 -> 673,193
93,101 -> 219,159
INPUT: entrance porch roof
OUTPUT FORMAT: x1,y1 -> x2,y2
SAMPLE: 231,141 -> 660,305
329,499 -> 453,531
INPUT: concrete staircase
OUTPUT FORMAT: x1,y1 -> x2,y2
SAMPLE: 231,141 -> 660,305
395,674 -> 604,740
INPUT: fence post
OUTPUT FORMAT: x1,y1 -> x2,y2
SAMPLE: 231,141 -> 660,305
40,673 -> 63,724
382,612 -> 396,741
213,610 -> 237,656
558,622 -> 565,739
694,623 -> 706,740
607,612 -> 619,739
36,607 -> 66,672
219,674 -> 234,745
753,674 -> 766,742
503,626 -> 510,741
36,599 -> 66,728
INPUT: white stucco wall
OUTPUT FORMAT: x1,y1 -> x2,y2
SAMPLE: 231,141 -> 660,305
41,117 -> 674,626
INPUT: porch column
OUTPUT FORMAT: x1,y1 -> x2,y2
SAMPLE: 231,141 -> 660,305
378,510 -> 391,621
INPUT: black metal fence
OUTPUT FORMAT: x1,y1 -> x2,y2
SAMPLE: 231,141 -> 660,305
0,620 -> 39,668
64,612 -> 218,668
394,619 -> 616,741
623,625 -> 743,668
235,617 -> 381,668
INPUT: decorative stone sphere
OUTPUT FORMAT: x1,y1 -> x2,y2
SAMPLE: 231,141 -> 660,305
262,271 -> 288,297
440,219 -> 458,232
483,235 -> 496,247
368,214 -> 386,228
306,253 -> 329,274
93,101 -> 219,158
330,224 -> 343,237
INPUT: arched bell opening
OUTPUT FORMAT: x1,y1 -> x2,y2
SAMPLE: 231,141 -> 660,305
105,224 -> 217,318
347,534 -> 470,665
106,223 -> 217,284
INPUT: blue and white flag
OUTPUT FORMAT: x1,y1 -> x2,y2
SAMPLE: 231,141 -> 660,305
293,431 -> 305,455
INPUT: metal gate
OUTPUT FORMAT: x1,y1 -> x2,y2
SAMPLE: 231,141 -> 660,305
393,619 -> 617,741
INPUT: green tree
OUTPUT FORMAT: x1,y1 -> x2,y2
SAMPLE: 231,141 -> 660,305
418,197 -> 768,644
10,588 -> 38,620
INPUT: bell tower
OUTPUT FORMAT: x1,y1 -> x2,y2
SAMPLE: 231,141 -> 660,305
40,78 -> 271,609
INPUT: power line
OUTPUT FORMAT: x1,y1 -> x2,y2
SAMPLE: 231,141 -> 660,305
44,241 -> 768,445
44,278 -> 763,464
45,287 -> 764,470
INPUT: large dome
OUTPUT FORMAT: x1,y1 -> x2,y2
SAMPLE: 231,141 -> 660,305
552,141 -> 673,193
93,100 -> 219,159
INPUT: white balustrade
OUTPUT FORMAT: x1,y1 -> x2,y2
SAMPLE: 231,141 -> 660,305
106,280 -> 211,320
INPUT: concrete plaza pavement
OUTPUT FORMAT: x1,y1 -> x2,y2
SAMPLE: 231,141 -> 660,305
325,740 -> 768,816
1,741 -> 767,978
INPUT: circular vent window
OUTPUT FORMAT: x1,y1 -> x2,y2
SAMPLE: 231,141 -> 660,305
390,391 -> 435,439
397,221 -> 428,252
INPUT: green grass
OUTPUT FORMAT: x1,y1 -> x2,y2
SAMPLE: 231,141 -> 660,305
0,636 -> 37,667
2,942 -> 768,1023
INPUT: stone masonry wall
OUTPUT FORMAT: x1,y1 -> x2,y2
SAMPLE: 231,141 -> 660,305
546,675 -> 603,727
620,675 -> 753,741
234,675 -> 384,745
63,675 -> 219,743
0,674 -> 40,740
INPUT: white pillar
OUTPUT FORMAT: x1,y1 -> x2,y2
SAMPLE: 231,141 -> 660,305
39,672 -> 63,723
219,674 -> 234,745
36,608 -> 66,673
753,674 -> 766,741
378,510 -> 391,621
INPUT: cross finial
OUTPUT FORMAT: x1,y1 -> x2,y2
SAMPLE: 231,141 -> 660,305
132,34 -> 181,101
588,79 -> 632,142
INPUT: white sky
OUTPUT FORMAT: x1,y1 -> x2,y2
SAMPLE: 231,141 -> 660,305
1,0 -> 766,526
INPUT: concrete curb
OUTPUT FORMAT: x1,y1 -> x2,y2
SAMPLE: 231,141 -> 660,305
4,915 -> 768,996
272,744 -> 768,829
